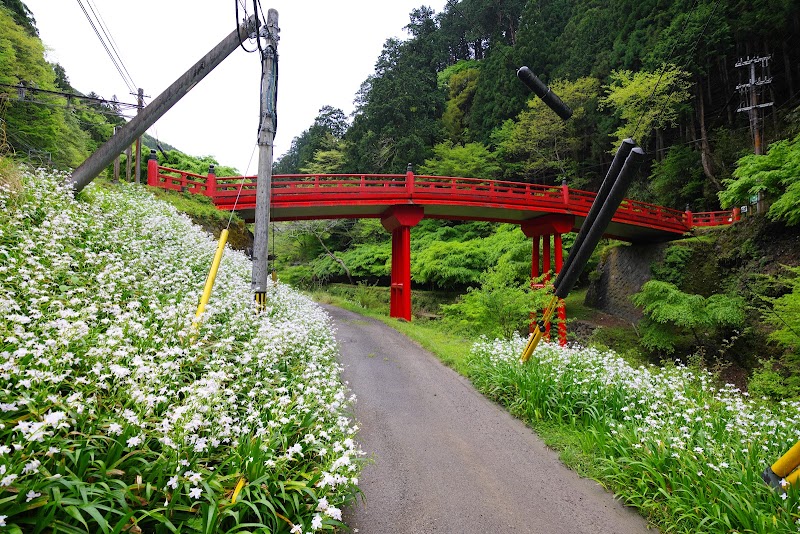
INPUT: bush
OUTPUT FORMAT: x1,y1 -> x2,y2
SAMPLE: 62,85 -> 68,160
632,280 -> 745,354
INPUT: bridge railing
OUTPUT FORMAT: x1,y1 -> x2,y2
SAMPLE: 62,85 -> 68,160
688,209 -> 741,227
146,161 -> 737,231
147,165 -> 214,196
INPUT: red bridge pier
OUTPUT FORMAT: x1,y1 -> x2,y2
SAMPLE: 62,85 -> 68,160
522,215 -> 574,346
382,205 -> 424,321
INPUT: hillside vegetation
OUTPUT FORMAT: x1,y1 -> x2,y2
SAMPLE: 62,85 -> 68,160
0,167 -> 362,532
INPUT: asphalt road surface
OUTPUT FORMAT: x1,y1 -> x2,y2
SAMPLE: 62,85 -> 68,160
324,305 -> 656,534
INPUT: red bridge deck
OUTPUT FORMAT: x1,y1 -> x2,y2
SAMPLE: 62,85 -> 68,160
148,163 -> 738,243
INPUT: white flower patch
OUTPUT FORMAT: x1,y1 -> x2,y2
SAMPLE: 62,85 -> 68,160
0,170 -> 363,530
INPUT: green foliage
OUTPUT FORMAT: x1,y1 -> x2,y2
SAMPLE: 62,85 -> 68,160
747,359 -> 790,401
414,239 -> 489,287
632,280 -> 745,354
156,149 -> 238,177
275,106 -> 349,174
499,76 -> 600,183
440,63 -> 480,143
299,132 -> 348,174
767,266 -> 800,352
650,244 -> 693,286
417,141 -> 501,178
442,263 -> 541,338
719,134 -> 800,225
649,145 -> 704,209
600,66 -> 692,150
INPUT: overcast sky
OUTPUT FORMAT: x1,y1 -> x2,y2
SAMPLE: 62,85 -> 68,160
24,0 -> 445,174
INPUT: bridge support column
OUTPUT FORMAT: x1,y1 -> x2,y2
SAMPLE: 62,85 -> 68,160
382,205 -> 424,321
522,215 -> 574,347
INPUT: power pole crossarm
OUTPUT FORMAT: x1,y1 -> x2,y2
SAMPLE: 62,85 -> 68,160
66,15 -> 258,194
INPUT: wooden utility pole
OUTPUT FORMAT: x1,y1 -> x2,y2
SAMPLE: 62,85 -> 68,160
736,55 -> 774,214
252,9 -> 279,309
125,144 -> 132,181
113,127 -> 120,182
134,88 -> 144,184
66,15 -> 258,194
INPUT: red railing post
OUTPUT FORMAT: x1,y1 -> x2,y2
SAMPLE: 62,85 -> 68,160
146,149 -> 158,186
733,207 -> 741,222
206,164 -> 217,199
406,163 -> 415,196
685,206 -> 694,228
561,178 -> 569,204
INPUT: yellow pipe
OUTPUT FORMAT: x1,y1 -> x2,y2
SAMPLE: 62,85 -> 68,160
772,440 -> 800,478
192,229 -> 229,329
520,295 -> 559,363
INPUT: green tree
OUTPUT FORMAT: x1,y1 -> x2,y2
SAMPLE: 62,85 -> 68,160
600,66 -> 692,151
440,61 -> 480,143
632,280 -> 746,354
441,262 -> 539,339
417,141 -> 501,179
719,134 -> 800,226
500,76 -> 600,184
347,8 -> 445,172
649,145 -> 704,209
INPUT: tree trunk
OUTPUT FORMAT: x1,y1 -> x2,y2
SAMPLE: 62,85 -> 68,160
314,232 -> 354,285
696,81 -> 722,191
783,39 -> 794,102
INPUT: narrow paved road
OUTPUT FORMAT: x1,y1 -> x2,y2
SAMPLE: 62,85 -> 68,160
324,305 -> 656,534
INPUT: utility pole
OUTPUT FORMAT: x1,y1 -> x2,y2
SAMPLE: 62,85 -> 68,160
736,55 -> 773,213
134,88 -> 144,184
66,15 -> 258,194
252,9 -> 279,310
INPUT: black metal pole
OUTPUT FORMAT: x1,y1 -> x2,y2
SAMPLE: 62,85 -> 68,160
552,138 -> 636,295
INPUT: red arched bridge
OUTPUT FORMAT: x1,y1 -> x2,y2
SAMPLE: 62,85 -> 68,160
147,158 -> 739,337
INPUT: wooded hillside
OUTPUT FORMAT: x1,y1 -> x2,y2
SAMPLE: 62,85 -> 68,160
277,0 -> 799,211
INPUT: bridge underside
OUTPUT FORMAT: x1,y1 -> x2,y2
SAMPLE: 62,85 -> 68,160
234,201 -> 685,243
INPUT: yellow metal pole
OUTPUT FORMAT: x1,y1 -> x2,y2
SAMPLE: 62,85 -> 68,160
193,229 -> 229,330
773,440 -> 800,478
520,295 -> 560,362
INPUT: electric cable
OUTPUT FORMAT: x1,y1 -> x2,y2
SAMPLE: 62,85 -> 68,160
235,0 -> 258,53
85,0 -> 138,90
74,0 -> 135,94
226,143 -> 259,229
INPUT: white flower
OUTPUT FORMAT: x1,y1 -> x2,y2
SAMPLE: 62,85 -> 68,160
316,497 -> 328,512
0,515 -> 6,526
166,476 -> 178,489
311,514 -> 323,530
188,487 -> 202,500
325,506 -> 342,521
107,423 -> 123,435
26,490 -> 41,502
290,525 -> 303,534
126,435 -> 142,448
1,474 -> 18,487
23,459 -> 41,474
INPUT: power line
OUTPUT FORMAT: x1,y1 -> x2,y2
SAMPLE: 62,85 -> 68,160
0,82 -> 139,110
86,0 -> 137,91
74,0 -> 136,94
